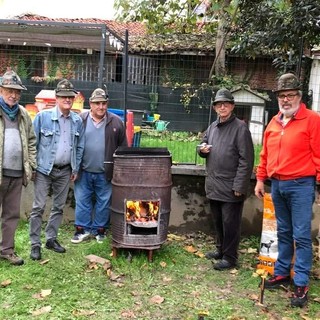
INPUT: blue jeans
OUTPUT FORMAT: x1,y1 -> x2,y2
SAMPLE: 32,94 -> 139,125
74,171 -> 112,235
271,177 -> 315,286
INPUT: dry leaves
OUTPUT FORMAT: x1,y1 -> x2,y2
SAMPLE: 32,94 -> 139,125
72,309 -> 96,316
160,261 -> 167,268
31,305 -> 52,316
121,310 -> 137,318
149,295 -> 165,304
253,268 -> 268,278
167,233 -> 185,241
32,289 -> 52,300
1,279 -> 11,287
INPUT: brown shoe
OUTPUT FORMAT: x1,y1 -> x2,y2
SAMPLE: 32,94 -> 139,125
0,252 -> 24,265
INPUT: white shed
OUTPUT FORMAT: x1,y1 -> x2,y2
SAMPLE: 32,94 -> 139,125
309,46 -> 320,113
231,87 -> 270,145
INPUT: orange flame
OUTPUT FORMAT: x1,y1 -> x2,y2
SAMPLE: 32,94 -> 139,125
126,200 -> 159,223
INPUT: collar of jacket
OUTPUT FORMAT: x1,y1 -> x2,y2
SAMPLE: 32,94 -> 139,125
215,113 -> 236,127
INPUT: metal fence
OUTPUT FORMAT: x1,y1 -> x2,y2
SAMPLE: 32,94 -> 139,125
0,19 -> 312,164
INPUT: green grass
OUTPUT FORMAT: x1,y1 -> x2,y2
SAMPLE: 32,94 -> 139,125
140,129 -> 262,166
1,222 -> 320,319
140,130 -> 205,165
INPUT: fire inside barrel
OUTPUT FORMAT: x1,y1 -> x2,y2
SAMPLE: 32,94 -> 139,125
126,200 -> 159,223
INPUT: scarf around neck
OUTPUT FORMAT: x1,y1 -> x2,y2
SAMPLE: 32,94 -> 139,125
0,96 -> 19,121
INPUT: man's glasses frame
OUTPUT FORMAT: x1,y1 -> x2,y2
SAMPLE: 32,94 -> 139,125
277,93 -> 299,100
214,101 -> 233,108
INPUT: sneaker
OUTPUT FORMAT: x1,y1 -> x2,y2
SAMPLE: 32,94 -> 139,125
291,285 -> 308,308
264,275 -> 291,289
96,234 -> 106,243
71,228 -> 91,244
0,252 -> 24,266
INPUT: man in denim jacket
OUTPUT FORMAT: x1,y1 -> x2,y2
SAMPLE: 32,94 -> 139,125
29,79 -> 84,260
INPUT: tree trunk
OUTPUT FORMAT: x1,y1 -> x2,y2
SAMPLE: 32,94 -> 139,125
209,0 -> 232,80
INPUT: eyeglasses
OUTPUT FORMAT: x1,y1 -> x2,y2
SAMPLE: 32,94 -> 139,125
214,102 -> 232,108
58,96 -> 75,100
277,93 -> 299,100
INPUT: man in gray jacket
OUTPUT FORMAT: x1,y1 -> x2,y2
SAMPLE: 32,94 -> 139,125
198,88 -> 254,270
0,70 -> 37,265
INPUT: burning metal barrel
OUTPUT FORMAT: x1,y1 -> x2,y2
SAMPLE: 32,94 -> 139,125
111,147 -> 172,261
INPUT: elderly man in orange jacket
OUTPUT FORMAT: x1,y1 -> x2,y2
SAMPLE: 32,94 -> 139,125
255,73 -> 320,308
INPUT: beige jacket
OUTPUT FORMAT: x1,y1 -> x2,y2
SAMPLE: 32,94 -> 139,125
0,105 -> 37,186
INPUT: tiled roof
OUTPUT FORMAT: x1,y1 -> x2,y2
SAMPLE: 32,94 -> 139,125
16,14 -> 147,38
12,14 -> 215,54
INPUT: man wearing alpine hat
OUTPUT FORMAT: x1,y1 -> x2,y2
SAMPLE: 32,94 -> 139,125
0,70 -> 36,265
255,73 -> 320,307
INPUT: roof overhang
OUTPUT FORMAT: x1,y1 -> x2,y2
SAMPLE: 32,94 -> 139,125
0,19 -> 124,53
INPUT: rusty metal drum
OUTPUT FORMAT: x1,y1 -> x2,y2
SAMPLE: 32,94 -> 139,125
111,147 -> 172,249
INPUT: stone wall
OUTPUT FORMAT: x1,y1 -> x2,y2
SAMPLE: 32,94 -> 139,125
21,166 -> 320,239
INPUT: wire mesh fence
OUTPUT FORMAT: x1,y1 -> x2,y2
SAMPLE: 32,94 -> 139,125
0,19 -> 315,164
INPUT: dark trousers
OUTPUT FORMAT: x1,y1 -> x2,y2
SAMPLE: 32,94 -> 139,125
210,200 -> 244,264
0,176 -> 23,255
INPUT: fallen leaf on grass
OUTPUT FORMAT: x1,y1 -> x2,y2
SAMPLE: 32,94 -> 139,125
1,279 -> 11,287
229,268 -> 238,275
252,269 -> 268,278
40,259 -> 50,265
167,233 -> 185,241
313,297 -> 320,303
184,245 -> 197,253
32,289 -> 52,300
23,284 -> 33,290
160,261 -> 167,268
107,269 -> 122,281
121,310 -> 137,318
194,251 -> 205,258
150,295 -> 164,304
72,309 -> 96,316
162,276 -> 172,283
41,289 -> 52,297
31,305 -> 52,316
248,293 -> 259,301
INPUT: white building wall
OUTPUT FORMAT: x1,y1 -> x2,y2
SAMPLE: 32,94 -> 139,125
309,56 -> 320,113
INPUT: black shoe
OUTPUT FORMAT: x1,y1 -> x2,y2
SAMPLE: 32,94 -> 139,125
291,285 -> 308,308
264,275 -> 291,289
45,239 -> 66,253
213,259 -> 236,270
30,246 -> 41,260
205,250 -> 223,260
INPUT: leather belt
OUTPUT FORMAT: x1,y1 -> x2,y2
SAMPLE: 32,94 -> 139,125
53,164 -> 70,170
272,174 -> 313,181
271,174 -> 288,180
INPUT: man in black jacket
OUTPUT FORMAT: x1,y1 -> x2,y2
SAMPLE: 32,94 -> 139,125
198,88 -> 254,270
